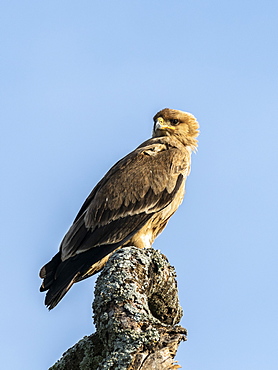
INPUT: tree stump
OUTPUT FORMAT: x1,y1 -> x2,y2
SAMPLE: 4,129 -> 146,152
50,246 -> 187,370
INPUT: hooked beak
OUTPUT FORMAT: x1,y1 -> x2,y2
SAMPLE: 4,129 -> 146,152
153,117 -> 175,134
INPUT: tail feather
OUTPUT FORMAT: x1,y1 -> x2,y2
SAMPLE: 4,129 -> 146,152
40,243 -> 122,309
45,274 -> 78,310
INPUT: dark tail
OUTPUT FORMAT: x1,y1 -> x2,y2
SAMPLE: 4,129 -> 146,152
39,244 -> 122,309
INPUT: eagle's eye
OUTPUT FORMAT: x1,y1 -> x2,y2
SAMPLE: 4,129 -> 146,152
171,119 -> 179,126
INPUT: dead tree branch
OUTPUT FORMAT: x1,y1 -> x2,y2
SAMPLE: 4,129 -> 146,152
50,246 -> 187,370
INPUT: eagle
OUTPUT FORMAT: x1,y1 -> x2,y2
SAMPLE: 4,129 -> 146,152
39,108 -> 199,309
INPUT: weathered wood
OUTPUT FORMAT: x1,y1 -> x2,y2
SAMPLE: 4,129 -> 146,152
50,246 -> 186,370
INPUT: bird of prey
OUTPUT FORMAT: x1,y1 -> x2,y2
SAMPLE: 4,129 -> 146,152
39,108 -> 199,309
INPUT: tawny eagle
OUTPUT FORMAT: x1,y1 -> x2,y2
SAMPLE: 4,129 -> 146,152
39,108 -> 199,309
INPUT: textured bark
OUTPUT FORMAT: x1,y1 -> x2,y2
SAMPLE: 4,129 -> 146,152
50,246 -> 187,370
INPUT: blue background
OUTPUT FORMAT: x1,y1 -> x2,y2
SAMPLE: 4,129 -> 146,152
1,1 -> 278,369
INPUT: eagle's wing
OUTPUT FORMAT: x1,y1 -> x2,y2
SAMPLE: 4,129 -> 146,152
60,137 -> 189,260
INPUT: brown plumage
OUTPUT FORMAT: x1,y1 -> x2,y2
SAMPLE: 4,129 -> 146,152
39,108 -> 199,309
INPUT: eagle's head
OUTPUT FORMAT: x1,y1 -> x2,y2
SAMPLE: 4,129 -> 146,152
152,108 -> 199,149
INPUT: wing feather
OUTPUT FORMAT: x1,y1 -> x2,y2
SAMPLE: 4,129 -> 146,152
60,137 -> 189,260
85,140 -> 187,227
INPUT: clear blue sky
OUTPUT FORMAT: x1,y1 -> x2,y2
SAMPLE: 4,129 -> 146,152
1,1 -> 278,369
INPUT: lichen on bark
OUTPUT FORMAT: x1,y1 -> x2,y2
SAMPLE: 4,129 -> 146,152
50,246 -> 186,370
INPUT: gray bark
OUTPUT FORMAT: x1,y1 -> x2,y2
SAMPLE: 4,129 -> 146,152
50,246 -> 187,370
